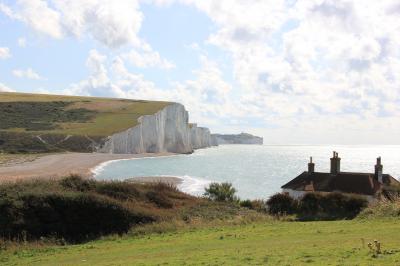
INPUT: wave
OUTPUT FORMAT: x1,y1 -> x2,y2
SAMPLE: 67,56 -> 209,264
176,175 -> 213,196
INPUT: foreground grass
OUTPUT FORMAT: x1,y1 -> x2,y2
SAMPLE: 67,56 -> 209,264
2,219 -> 400,265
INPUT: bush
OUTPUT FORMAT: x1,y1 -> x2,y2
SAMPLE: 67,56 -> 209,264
357,198 -> 400,219
146,191 -> 173,208
0,176 -> 198,243
60,175 -> 96,192
0,192 -> 150,242
266,193 -> 297,215
298,193 -> 322,215
240,199 -> 266,212
95,181 -> 140,200
298,192 -> 368,220
204,182 -> 237,202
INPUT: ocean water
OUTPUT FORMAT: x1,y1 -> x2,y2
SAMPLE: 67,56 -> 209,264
94,145 -> 400,200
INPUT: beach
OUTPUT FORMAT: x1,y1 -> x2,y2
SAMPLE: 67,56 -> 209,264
0,152 -> 175,183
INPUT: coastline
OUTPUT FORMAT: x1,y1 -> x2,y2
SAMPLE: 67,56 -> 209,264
0,152 -> 175,183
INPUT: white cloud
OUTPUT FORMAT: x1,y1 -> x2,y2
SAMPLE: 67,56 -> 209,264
123,47 -> 175,69
0,83 -> 15,92
12,68 -> 45,80
17,37 -> 27,47
65,49 -> 110,96
0,47 -> 11,59
1,0 -> 144,48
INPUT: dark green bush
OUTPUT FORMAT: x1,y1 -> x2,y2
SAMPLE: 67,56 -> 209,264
240,199 -> 252,208
204,182 -> 237,202
298,193 -> 322,215
0,192 -> 154,242
266,193 -> 297,215
298,192 -> 368,220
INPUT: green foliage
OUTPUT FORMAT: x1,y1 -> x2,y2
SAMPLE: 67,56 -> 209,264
60,175 -> 96,192
298,192 -> 368,220
357,198 -> 400,219
240,199 -> 266,212
266,192 -> 368,219
204,182 -> 237,202
0,101 -> 95,131
0,176 -> 200,243
266,193 -> 297,215
0,131 -> 104,153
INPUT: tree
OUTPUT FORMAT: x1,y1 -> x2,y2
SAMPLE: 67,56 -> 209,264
204,182 -> 237,202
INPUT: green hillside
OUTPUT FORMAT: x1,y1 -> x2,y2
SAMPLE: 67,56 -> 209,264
0,92 -> 171,153
2,219 -> 400,265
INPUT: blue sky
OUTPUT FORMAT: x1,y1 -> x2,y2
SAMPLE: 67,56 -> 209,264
1,0 -> 400,144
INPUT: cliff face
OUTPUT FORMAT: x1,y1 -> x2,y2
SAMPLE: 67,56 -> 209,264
98,103 -> 214,154
212,133 -> 263,145
190,124 -> 216,149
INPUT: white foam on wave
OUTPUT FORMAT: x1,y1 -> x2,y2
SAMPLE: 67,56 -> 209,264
177,175 -> 213,196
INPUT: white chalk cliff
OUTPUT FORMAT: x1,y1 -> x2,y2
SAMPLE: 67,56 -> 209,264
212,133 -> 263,145
98,103 -> 215,154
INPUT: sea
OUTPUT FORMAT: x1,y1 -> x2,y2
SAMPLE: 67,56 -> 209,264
93,145 -> 400,200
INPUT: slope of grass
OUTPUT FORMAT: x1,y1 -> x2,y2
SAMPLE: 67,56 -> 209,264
0,92 -> 172,153
1,219 -> 399,265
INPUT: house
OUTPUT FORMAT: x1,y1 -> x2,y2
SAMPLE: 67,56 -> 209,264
281,151 -> 400,201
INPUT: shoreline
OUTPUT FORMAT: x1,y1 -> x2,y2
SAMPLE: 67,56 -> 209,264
0,152 -> 176,183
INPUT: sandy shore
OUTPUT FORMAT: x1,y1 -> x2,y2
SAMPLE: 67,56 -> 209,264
0,152 -> 175,183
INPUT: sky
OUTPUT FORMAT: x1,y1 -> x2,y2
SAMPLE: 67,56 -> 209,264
1,0 -> 400,144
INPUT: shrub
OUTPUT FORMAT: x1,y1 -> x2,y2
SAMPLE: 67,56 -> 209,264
0,192 -> 150,242
146,191 -> 173,208
95,181 -> 140,200
298,193 -> 322,215
298,192 -> 368,220
60,175 -> 96,192
266,193 -> 297,215
357,197 -> 400,219
204,182 -> 237,202
240,199 -> 252,208
240,199 -> 266,212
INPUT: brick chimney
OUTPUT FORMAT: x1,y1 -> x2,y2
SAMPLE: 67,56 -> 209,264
308,156 -> 315,173
374,157 -> 383,183
330,151 -> 341,175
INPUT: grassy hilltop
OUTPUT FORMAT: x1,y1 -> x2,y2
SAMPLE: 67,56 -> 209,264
0,92 -> 171,153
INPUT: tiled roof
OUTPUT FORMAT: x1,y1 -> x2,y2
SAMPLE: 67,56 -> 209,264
281,171 -> 399,196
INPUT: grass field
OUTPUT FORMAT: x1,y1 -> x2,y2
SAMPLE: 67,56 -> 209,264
2,218 -> 400,265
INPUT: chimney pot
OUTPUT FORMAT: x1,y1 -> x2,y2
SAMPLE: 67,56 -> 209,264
330,151 -> 341,175
375,156 -> 383,183
308,156 -> 315,173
